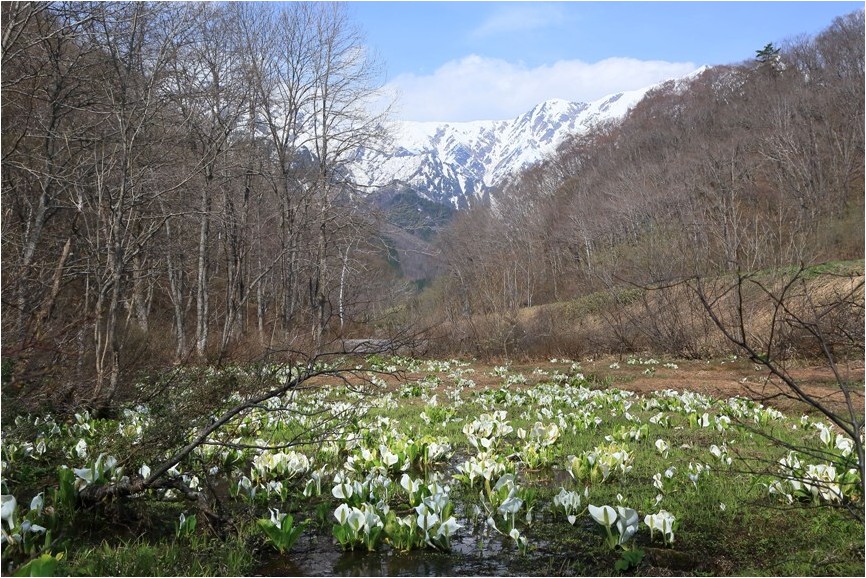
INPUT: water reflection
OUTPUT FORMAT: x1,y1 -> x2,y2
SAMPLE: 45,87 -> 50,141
257,527 -> 518,576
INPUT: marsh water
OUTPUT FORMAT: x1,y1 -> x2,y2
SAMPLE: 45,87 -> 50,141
254,526 -> 599,577
255,526 -> 693,577
254,505 -> 602,577
257,532 -> 513,576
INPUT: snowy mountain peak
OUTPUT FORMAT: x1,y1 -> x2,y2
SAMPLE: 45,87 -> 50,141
349,69 -> 705,209
529,98 -> 585,119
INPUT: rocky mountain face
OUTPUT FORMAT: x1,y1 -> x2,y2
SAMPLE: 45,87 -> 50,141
349,70 -> 705,209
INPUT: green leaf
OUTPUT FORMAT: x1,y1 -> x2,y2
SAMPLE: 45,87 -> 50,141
258,519 -> 287,553
614,548 -> 645,572
14,553 -> 63,577
56,468 -> 76,510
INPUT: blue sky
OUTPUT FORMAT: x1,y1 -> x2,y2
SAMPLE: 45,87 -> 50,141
349,1 -> 862,122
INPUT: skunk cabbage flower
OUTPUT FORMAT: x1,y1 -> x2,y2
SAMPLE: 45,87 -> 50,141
644,510 -> 676,545
346,508 -> 366,533
437,516 -> 461,539
73,439 -> 88,459
1,495 -> 16,529
498,494 -> 523,517
334,503 -> 351,525
615,506 -> 639,544
588,504 -> 616,528
332,481 -> 353,500
400,473 -> 421,494
423,492 -> 449,514
415,504 -> 439,533
29,493 -> 44,516
362,503 -> 383,529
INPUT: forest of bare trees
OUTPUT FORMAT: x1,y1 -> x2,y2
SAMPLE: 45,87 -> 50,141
1,2 -> 403,413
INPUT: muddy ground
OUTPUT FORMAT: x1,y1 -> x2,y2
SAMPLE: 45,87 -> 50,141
353,355 -> 865,418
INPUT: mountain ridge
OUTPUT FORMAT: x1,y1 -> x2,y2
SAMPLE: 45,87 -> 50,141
349,67 -> 707,208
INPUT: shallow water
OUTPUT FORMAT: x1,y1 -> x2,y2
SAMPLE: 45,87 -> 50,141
254,501 -> 565,578
251,476 -> 691,577
256,530 -> 515,577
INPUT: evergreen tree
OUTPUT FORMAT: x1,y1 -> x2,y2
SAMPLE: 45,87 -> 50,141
756,42 -> 785,73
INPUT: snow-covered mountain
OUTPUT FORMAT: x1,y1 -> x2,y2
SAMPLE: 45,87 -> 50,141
349,69 -> 706,209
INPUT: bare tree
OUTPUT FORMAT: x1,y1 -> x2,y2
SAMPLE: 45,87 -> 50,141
75,3 -> 202,408
689,267 -> 864,518
1,3 -> 100,391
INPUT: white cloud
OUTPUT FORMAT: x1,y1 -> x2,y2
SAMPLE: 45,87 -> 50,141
382,55 -> 699,122
470,4 -> 567,38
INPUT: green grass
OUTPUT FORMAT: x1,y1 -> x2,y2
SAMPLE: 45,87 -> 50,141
2,357 -> 862,576
769,258 -> 864,281
59,525 -> 256,577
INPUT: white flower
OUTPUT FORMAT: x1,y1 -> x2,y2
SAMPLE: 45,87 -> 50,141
436,516 -> 462,538
73,467 -> 98,486
644,510 -> 676,544
29,493 -> 44,515
21,520 -> 46,534
380,447 -> 399,467
269,507 -> 286,525
615,506 -> 639,544
332,481 -> 353,500
400,473 -> 421,495
74,439 -> 88,459
415,504 -> 439,533
334,503 -> 351,525
266,480 -> 283,496
1,495 -> 17,529
346,508 -> 366,533
362,503 -> 383,529
498,495 -> 523,517
553,487 -> 581,516
396,514 -> 415,529
835,434 -> 853,456
588,504 -> 616,528
492,473 -> 515,493
423,492 -> 449,515
818,424 -> 832,447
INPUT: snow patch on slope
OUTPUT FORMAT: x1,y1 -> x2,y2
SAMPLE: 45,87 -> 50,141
349,68 -> 706,208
